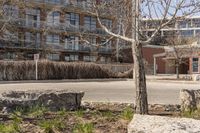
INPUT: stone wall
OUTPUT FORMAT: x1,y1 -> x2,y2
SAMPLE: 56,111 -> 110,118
180,89 -> 200,111
0,90 -> 84,112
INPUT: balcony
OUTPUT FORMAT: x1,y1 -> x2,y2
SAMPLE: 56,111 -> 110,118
0,39 -> 41,49
98,48 -> 112,54
27,0 -> 92,11
5,18 -> 107,35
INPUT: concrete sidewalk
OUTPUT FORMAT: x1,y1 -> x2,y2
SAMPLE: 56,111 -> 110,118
0,75 -> 199,84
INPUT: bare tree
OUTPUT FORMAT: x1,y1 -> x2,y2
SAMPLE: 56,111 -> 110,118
91,0 -> 200,114
164,37 -> 197,79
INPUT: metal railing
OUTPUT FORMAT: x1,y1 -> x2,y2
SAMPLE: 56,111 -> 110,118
5,18 -> 107,35
0,40 -> 112,54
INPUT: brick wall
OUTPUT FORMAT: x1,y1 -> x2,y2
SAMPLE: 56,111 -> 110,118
142,46 -> 166,74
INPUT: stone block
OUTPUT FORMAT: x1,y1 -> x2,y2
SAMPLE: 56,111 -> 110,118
128,114 -> 200,133
180,89 -> 200,111
0,90 -> 84,112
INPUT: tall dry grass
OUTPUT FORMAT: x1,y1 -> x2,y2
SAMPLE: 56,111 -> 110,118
0,61 -> 117,81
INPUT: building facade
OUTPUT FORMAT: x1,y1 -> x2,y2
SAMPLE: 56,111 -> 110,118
0,0 -> 113,63
143,17 -> 200,74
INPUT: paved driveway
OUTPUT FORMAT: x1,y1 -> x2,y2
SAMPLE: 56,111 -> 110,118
0,80 -> 199,104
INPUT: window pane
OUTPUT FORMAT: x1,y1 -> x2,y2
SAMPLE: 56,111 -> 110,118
192,58 -> 199,73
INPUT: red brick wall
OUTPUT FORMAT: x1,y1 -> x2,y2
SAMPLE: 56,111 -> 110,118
142,46 -> 166,74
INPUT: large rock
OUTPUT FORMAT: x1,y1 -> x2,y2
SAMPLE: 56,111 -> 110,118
0,90 -> 84,112
128,114 -> 200,133
180,89 -> 200,111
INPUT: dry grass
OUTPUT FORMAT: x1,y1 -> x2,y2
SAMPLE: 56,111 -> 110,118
0,60 -> 117,81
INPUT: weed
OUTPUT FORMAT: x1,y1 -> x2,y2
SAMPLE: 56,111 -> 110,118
39,118 -> 65,133
100,110 -> 114,118
182,109 -> 200,119
121,107 -> 134,121
73,123 -> 94,133
75,109 -> 84,117
27,105 -> 48,118
58,108 -> 68,117
0,123 -> 17,133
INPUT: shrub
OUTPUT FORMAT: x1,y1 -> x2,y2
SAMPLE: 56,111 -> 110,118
0,61 -> 116,81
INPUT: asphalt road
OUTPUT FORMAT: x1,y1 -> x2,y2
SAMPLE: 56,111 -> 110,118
0,80 -> 199,104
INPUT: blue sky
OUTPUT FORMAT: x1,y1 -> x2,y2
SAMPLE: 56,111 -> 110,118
141,0 -> 200,18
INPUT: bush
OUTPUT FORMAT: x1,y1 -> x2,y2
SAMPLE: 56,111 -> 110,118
0,61 -> 116,81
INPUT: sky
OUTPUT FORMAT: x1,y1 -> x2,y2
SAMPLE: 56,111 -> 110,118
141,0 -> 200,19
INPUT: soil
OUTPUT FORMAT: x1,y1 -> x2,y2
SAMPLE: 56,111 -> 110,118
0,103 -> 183,133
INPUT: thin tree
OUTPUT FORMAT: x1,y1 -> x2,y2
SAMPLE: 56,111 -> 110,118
165,37 -> 197,79
92,0 -> 200,114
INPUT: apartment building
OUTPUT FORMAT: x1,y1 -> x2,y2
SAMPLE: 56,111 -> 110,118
0,0 -> 113,63
142,17 -> 200,74
142,17 -> 200,44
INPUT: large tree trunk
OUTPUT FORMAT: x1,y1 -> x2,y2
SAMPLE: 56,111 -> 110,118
132,42 -> 148,114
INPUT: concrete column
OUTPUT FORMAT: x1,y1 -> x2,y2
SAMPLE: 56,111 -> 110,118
154,57 -> 157,75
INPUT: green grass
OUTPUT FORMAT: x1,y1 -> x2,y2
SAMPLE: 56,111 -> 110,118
26,105 -> 48,118
100,110 -> 114,118
0,115 -> 22,133
39,118 -> 65,133
75,109 -> 85,117
58,108 -> 68,117
0,123 -> 17,133
12,105 -> 48,118
182,109 -> 200,119
120,107 -> 134,121
73,123 -> 94,133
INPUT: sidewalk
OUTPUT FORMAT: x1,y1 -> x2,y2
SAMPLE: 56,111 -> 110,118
146,74 -> 200,84
0,75 -> 199,84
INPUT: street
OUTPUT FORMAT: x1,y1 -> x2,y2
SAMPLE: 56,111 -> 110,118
0,80 -> 199,104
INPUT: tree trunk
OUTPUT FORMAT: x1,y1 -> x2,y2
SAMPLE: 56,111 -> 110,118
132,42 -> 148,114
176,64 -> 180,79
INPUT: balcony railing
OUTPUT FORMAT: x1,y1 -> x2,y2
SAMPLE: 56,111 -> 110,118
6,18 -> 107,35
27,0 -> 93,11
0,39 -> 112,54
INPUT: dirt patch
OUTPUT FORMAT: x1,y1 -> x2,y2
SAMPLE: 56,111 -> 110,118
0,103 -> 188,133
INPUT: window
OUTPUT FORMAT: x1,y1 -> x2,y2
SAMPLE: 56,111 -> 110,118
66,13 -> 79,27
70,55 -> 79,61
83,56 -> 90,62
180,30 -> 194,37
178,21 -> 187,28
47,11 -> 60,26
90,56 -> 97,62
3,5 -> 18,18
192,58 -> 199,73
48,54 -> 60,61
193,19 -> 200,27
46,34 -> 60,45
65,55 -> 79,61
25,32 -> 40,48
26,8 -> 40,28
65,36 -> 79,50
101,19 -> 112,29
84,16 -> 96,31
4,52 -> 15,60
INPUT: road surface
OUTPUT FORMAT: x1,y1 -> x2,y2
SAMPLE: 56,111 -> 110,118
0,80 -> 199,104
